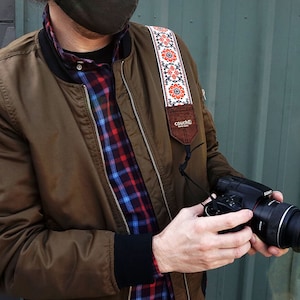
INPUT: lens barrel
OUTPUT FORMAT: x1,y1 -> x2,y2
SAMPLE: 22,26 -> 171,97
251,200 -> 300,250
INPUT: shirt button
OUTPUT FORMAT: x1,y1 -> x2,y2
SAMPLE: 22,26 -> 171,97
76,64 -> 83,71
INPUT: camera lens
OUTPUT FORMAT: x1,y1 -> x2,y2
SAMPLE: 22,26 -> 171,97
251,200 -> 300,249
276,205 -> 300,250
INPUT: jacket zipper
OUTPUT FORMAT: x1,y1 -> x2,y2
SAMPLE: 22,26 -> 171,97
84,85 -> 133,298
120,61 -> 173,221
120,61 -> 191,300
83,85 -> 131,234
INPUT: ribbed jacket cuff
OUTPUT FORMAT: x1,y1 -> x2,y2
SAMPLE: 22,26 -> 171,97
114,233 -> 154,288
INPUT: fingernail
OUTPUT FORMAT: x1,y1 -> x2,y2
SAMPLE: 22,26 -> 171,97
271,248 -> 280,256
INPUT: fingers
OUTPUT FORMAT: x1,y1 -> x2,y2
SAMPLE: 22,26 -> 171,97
249,234 -> 272,257
271,191 -> 284,202
250,234 -> 289,257
267,246 -> 289,257
188,202 -> 206,217
214,226 -> 253,250
196,240 -> 252,271
199,209 -> 253,233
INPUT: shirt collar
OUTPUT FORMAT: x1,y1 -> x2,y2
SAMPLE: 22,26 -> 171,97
43,4 -> 128,71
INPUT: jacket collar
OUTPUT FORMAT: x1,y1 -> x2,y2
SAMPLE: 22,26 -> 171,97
38,27 -> 132,83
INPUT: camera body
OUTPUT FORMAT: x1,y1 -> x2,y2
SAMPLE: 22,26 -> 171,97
204,176 -> 300,250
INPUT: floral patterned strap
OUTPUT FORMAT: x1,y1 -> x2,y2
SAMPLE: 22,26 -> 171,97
147,26 -> 193,107
147,25 -> 198,145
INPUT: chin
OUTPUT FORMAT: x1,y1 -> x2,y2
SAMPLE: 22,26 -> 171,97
73,21 -> 109,39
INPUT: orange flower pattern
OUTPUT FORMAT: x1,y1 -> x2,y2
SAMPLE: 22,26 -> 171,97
169,84 -> 185,100
162,49 -> 177,62
148,26 -> 192,107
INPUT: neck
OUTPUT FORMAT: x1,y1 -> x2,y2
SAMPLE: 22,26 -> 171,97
48,2 -> 112,52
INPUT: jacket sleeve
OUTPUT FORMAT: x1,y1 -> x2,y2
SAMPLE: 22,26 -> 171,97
0,84 -> 148,300
0,108 -> 118,298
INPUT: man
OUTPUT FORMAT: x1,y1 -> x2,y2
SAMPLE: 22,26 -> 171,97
0,1 -> 287,299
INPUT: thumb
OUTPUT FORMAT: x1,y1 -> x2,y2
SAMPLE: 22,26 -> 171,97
188,202 -> 207,217
194,195 -> 215,217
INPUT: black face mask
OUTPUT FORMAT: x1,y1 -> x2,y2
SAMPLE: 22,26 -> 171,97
54,0 -> 139,35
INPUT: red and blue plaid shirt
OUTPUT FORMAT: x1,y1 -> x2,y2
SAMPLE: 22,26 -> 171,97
44,6 -> 173,300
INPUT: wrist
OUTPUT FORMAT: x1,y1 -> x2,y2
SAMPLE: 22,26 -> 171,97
152,234 -> 171,273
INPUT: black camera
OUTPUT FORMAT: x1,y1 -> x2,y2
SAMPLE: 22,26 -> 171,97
204,176 -> 300,251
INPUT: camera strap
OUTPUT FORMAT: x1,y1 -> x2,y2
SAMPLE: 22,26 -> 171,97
147,26 -> 210,197
147,26 -> 198,146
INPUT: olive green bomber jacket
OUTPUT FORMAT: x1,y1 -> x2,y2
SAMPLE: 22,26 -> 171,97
0,22 -> 239,300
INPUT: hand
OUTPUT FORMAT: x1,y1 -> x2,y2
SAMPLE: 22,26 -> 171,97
248,190 -> 289,257
248,234 -> 289,257
153,203 -> 254,273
